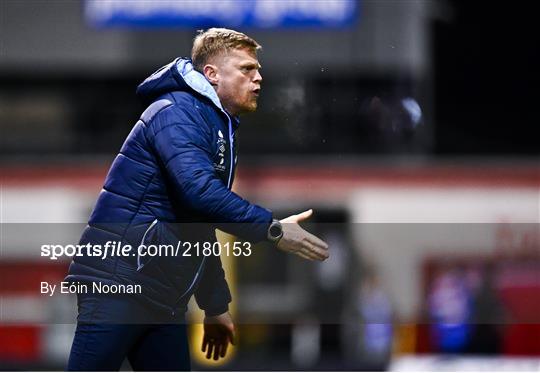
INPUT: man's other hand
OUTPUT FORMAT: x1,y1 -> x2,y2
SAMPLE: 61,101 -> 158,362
202,312 -> 235,361
277,209 -> 329,261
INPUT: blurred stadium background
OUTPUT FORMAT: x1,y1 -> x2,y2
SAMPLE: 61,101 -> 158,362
1,0 -> 539,371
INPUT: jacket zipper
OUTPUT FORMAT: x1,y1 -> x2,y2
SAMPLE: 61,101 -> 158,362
226,114 -> 234,188
137,218 -> 158,271
172,113 -> 234,316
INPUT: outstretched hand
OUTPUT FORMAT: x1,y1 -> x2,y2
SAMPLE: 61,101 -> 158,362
277,209 -> 329,261
202,312 -> 235,361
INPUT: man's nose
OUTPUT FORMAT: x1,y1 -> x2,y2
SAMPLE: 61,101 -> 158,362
254,70 -> 262,83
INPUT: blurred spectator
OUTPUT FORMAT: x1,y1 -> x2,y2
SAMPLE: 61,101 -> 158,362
357,266 -> 393,370
428,267 -> 473,353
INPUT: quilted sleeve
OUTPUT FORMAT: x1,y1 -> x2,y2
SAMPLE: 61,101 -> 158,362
148,105 -> 272,242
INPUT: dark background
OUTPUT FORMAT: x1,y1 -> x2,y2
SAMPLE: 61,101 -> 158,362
1,1 -> 538,161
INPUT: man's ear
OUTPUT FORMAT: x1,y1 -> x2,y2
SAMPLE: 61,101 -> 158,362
203,64 -> 219,86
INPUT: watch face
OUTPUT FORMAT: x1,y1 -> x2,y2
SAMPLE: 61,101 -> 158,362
269,223 -> 282,238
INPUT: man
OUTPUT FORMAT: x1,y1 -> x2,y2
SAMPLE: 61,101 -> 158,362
66,28 -> 329,371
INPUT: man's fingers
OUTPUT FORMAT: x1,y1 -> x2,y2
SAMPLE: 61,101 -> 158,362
299,236 -> 328,260
306,233 -> 329,251
281,209 -> 313,223
206,342 -> 213,359
294,209 -> 313,222
307,242 -> 329,260
220,341 -> 228,358
290,239 -> 325,261
202,336 -> 208,353
292,247 -> 312,260
307,245 -> 328,261
306,247 -> 326,261
213,342 -> 220,360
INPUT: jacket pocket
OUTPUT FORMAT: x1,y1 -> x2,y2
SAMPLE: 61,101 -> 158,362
134,220 -> 205,307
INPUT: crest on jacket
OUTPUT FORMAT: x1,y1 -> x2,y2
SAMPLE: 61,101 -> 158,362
214,130 -> 227,172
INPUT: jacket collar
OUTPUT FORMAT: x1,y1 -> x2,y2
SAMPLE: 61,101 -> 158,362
176,59 -> 223,111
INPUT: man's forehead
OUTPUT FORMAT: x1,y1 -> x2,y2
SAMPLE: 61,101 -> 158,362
224,48 -> 259,64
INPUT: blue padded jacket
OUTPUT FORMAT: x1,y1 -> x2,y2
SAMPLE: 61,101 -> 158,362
66,58 -> 273,316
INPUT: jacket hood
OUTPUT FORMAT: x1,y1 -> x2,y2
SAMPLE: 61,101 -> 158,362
136,58 -> 224,112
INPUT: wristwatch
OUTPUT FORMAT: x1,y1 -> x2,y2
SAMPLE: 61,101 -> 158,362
267,219 -> 283,243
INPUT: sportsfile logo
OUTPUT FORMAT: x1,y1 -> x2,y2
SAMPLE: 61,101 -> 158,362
214,129 -> 227,171
40,240 -> 252,260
